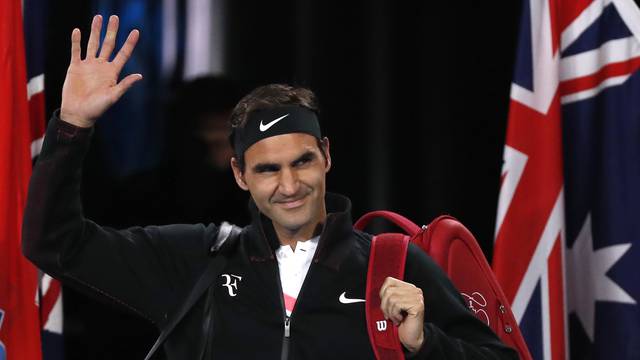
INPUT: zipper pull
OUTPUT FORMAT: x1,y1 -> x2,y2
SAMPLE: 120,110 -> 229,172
284,316 -> 291,338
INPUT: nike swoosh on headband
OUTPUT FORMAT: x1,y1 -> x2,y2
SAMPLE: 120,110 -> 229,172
339,292 -> 366,304
259,114 -> 290,132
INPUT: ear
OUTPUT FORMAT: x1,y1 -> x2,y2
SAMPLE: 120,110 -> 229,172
321,137 -> 332,173
230,157 -> 249,191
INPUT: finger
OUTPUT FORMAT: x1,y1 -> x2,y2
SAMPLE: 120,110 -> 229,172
112,73 -> 143,102
387,295 -> 406,325
380,282 -> 424,323
379,277 -> 401,306
395,294 -> 424,321
384,277 -> 401,286
97,15 -> 118,60
380,287 -> 400,321
380,290 -> 391,319
379,277 -> 398,319
98,15 -> 119,60
112,29 -> 140,72
86,15 -> 103,59
70,28 -> 81,63
379,277 -> 397,298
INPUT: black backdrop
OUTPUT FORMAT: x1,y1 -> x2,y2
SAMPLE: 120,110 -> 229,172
225,0 -> 522,257
43,1 -> 522,358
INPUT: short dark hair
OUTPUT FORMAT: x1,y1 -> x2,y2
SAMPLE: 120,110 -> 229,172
230,84 -> 324,170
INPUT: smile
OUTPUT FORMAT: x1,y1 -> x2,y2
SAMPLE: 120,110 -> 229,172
276,196 -> 307,209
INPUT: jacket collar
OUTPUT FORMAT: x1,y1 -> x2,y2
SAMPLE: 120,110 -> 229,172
244,192 -> 354,271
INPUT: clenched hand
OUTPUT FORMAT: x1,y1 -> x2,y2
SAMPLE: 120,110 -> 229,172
380,277 -> 426,353
60,15 -> 143,128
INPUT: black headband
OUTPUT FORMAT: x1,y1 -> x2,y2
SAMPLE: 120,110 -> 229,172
232,106 -> 321,159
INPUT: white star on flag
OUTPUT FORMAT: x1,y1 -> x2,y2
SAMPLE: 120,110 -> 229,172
566,213 -> 636,342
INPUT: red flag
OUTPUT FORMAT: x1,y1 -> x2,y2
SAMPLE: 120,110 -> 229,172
0,0 -> 44,359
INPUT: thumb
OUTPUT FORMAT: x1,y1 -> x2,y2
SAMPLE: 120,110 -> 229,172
112,73 -> 143,102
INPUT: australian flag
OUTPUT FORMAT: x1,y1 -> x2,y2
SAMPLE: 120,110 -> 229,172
493,0 -> 640,359
0,0 -> 59,359
25,0 -> 65,358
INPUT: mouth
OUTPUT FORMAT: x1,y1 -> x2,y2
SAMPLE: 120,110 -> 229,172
275,195 -> 307,209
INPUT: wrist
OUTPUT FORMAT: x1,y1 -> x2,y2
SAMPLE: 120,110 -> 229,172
59,109 -> 94,128
404,331 -> 425,354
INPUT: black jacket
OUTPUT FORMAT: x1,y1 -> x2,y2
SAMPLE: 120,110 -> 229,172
22,113 -> 518,359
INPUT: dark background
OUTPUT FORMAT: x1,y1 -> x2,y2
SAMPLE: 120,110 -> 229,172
43,1 -> 522,358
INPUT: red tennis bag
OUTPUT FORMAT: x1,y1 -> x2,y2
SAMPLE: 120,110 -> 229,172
355,211 -> 531,360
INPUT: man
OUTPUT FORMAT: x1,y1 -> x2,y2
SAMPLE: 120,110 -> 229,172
22,15 -> 517,359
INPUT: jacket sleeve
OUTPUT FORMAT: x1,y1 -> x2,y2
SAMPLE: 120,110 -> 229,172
22,112 -> 219,327
404,244 -> 519,360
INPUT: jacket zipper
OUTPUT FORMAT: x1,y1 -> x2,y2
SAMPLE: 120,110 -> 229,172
276,235 -> 323,360
284,316 -> 291,337
281,315 -> 291,360
278,259 -> 318,360
276,263 -> 290,360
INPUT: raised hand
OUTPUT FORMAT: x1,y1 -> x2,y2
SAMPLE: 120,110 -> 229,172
379,277 -> 426,353
60,15 -> 143,128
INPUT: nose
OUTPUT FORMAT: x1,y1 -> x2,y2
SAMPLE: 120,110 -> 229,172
278,167 -> 300,197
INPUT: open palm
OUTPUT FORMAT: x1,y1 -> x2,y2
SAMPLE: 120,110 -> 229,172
60,15 -> 142,128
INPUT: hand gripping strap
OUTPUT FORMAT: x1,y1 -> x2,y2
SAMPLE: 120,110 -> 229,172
366,233 -> 410,360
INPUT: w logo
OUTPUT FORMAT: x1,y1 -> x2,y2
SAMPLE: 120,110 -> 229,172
375,320 -> 387,332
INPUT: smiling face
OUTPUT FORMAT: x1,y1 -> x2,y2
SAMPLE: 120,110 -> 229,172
231,133 -> 331,242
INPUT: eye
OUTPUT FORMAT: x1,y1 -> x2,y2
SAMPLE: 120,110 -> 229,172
254,164 -> 280,174
293,157 -> 312,167
292,153 -> 316,167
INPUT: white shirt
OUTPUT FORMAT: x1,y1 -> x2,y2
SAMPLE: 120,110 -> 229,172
275,236 -> 319,316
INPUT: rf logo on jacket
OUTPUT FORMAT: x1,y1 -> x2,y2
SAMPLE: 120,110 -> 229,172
221,274 -> 243,296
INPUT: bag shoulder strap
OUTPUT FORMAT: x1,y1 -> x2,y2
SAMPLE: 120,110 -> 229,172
144,222 -> 242,360
365,233 -> 410,360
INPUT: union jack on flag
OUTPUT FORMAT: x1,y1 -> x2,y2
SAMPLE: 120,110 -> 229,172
0,0 -> 49,358
24,0 -> 65,357
493,0 -> 640,359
